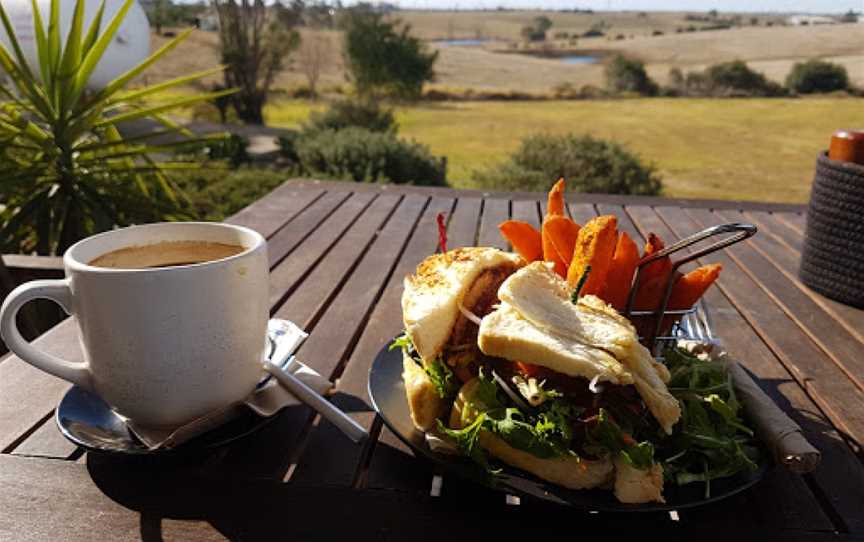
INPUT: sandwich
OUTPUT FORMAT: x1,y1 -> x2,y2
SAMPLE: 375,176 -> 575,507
396,252 -> 683,504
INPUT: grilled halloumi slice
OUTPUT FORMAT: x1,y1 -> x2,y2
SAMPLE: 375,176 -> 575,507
478,304 -> 634,385
483,262 -> 681,434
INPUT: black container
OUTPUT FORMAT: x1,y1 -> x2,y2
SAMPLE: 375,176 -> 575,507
799,152 -> 864,308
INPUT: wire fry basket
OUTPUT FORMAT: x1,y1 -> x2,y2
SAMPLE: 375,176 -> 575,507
623,223 -> 757,356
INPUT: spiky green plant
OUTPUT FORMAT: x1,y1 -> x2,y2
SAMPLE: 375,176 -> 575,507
0,0 -> 234,255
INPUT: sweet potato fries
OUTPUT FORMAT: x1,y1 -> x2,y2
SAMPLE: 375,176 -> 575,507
498,179 -> 722,336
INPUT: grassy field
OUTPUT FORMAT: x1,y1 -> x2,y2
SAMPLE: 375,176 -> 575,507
264,97 -> 863,203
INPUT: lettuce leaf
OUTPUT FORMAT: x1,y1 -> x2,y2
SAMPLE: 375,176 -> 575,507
440,371 -> 577,468
391,334 -> 458,400
587,408 -> 656,470
659,346 -> 760,495
425,357 -> 459,399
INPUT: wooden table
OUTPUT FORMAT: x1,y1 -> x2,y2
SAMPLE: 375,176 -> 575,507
1,180 -> 862,541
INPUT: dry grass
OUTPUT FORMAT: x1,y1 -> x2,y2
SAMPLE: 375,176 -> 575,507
141,19 -> 863,95
393,10 -> 775,40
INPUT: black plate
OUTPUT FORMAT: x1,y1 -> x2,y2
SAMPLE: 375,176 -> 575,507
368,341 -> 769,511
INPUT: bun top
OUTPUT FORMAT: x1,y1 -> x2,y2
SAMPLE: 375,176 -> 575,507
402,247 -> 523,363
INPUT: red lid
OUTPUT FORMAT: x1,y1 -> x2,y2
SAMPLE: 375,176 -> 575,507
829,130 -> 864,165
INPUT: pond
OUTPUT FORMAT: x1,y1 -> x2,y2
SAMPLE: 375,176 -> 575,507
559,55 -> 599,65
432,38 -> 491,47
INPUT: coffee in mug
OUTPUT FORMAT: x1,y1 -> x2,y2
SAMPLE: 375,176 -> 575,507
89,241 -> 245,269
0,222 -> 269,429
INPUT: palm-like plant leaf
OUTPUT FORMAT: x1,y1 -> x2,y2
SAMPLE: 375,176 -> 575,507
0,0 -> 237,255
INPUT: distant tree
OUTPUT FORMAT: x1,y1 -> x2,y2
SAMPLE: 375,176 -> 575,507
668,67 -> 684,89
307,1 -> 337,28
297,33 -> 332,99
521,25 -> 546,41
582,22 -> 606,37
274,0 -> 306,27
605,55 -> 658,96
342,5 -> 437,99
152,0 -> 167,35
708,9 -> 718,18
534,15 -> 553,32
785,60 -> 849,94
213,0 -> 301,124
839,10 -> 859,23
750,17 -> 759,26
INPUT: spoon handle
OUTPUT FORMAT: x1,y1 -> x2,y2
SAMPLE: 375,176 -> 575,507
264,361 -> 368,444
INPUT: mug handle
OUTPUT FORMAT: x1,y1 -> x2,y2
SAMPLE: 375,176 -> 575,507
0,279 -> 92,390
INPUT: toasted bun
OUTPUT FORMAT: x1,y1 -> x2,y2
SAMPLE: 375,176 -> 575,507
402,351 -> 445,431
483,263 -> 681,434
402,247 -> 523,363
613,456 -> 665,504
478,433 -> 614,490
450,378 -> 613,490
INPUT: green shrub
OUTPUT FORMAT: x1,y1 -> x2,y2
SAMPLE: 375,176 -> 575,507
304,99 -> 397,134
604,55 -> 659,96
293,127 -> 446,186
703,60 -> 785,96
785,60 -> 850,94
173,167 -> 291,221
206,134 -> 250,168
471,133 -> 662,195
278,131 -> 302,163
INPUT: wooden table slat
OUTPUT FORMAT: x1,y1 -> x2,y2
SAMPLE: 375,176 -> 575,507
447,198 -> 483,249
477,198 -> 509,249
705,208 -> 864,391
290,197 -> 452,489
0,320 -> 79,452
265,190 -> 353,269
511,199 -> 540,227
9,412 -> 78,460
568,202 -> 599,225
272,193 -> 400,327
774,211 -> 807,234
596,204 -> 642,243
740,211 -> 864,346
268,191 -> 377,311
227,184 -> 325,240
745,211 -> 805,253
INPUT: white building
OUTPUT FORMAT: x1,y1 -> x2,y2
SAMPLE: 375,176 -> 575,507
786,15 -> 837,26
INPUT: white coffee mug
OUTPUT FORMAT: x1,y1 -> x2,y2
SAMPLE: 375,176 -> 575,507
0,222 -> 269,428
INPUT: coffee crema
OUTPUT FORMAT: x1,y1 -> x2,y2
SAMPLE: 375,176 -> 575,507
89,241 -> 245,269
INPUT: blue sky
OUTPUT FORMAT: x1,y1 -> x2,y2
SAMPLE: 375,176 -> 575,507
177,1 -> 860,14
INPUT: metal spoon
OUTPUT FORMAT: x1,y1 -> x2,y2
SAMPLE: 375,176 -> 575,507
264,355 -> 368,444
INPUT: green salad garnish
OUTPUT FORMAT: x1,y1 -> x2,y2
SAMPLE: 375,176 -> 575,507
658,346 -> 760,497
